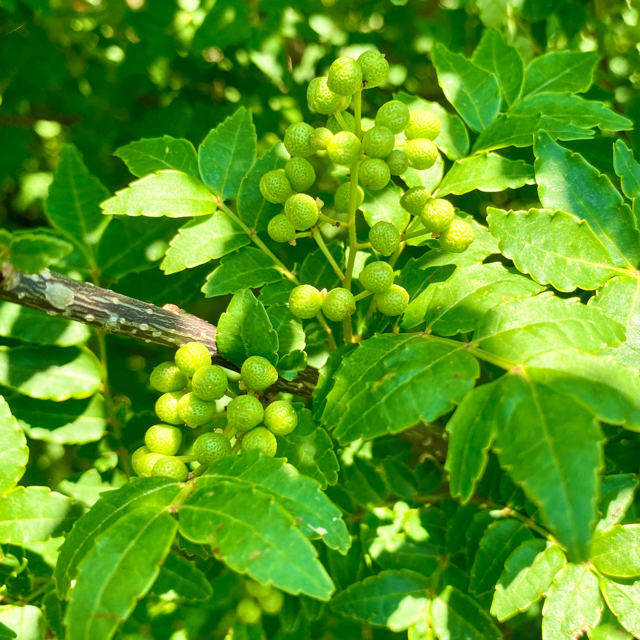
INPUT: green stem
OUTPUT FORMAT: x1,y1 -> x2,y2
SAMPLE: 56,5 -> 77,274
491,504 -> 561,547
231,440 -> 242,454
420,332 -> 516,370
313,230 -> 345,281
403,228 -> 432,241
332,109 -> 349,132
223,424 -> 237,440
318,213 -> 350,227
353,290 -> 373,302
177,455 -> 199,463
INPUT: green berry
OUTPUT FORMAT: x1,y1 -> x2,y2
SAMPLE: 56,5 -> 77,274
131,446 -> 150,476
360,261 -> 394,293
284,157 -> 316,192
362,125 -> 394,159
284,193 -> 319,230
259,170 -> 292,204
322,287 -> 356,322
289,284 -> 322,319
175,342 -> 212,377
376,100 -> 410,135
137,453 -> 166,477
155,391 -> 185,425
327,57 -> 363,96
375,284 -> 410,316
227,395 -> 264,432
405,138 -> 438,170
326,111 -> 355,134
237,598 -> 262,625
242,426 -> 278,457
420,198 -> 455,232
400,187 -> 431,216
310,127 -> 333,151
357,50 -> 389,89
152,456 -> 189,482
327,131 -> 362,166
246,581 -> 271,599
268,214 -> 296,243
241,355 -> 278,391
149,362 -> 187,393
177,392 -> 217,427
359,157 -> 390,190
193,432 -> 232,465
334,181 -> 364,214
264,400 -> 298,436
405,109 -> 441,141
386,149 -> 409,176
191,365 -> 227,401
369,221 -> 401,256
284,122 -> 315,158
145,424 -> 182,456
307,77 -> 340,114
259,588 -> 284,615
439,219 -> 474,253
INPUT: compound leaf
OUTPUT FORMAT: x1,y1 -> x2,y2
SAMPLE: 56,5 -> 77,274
432,586 -> 501,640
591,525 -> 640,578
613,140 -> 640,202
600,577 -> 640,637
114,136 -> 200,179
0,396 -> 27,495
152,551 -> 213,601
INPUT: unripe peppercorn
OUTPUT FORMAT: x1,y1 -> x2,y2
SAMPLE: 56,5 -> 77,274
268,214 -> 296,243
284,157 -> 316,192
420,198 -> 456,233
242,426 -> 278,457
284,122 -> 315,158
357,50 -> 389,89
400,187 -> 431,216
307,77 -> 340,114
369,221 -> 401,256
362,125 -> 395,159
193,432 -> 232,465
145,424 -> 182,456
322,288 -> 356,322
227,394 -> 264,432
263,400 -> 298,436
405,139 -> 439,170
259,170 -> 292,204
177,392 -> 217,427
175,342 -> 211,376
327,57 -> 363,96
241,356 -> 278,391
327,131 -> 362,166
359,158 -> 391,191
191,365 -> 227,401
375,284 -> 410,316
149,362 -> 187,393
405,109 -> 441,140
326,111 -> 356,134
289,284 -> 323,319
334,182 -> 364,214
375,100 -> 410,135
155,391 -> 185,425
152,457 -> 189,482
439,219 -> 474,253
386,149 -> 409,176
310,127 -> 333,151
359,261 -> 394,293
284,193 -> 319,230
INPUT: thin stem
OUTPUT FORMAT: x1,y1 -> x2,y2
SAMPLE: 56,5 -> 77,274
318,213 -> 350,227
493,504 -> 561,547
332,109 -> 349,132
169,479 -> 197,509
353,290 -> 373,302
403,228 -> 432,241
313,230 -> 345,281
231,440 -> 242,454
176,455 -> 199,463
223,424 -> 237,440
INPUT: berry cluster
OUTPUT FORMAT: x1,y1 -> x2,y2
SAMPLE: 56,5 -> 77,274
236,581 -> 285,625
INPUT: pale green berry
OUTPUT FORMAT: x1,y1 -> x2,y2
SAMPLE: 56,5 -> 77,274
175,342 -> 212,376
145,424 -> 182,456
245,581 -> 271,599
227,395 -> 264,432
359,157 -> 391,190
284,122 -> 315,158
268,214 -> 296,243
327,131 -> 362,166
259,588 -> 284,615
177,392 -> 217,427
237,598 -> 262,625
334,182 -> 364,214
327,57 -> 363,96
439,219 -> 474,253
241,355 -> 278,391
326,111 -> 355,134
386,149 -> 409,176
264,400 -> 298,436
359,261 -> 394,293
285,157 -> 316,192
155,391 -> 185,425
284,193 -> 319,230
375,100 -> 410,135
357,50 -> 389,89
362,125 -> 394,159
307,77 -> 340,114
289,284 -> 322,319
405,109 -> 441,140
259,170 -> 292,204
322,287 -> 356,322
193,432 -> 232,465
192,365 -> 227,402
131,446 -> 150,476
400,187 -> 431,216
149,362 -> 187,393
369,221 -> 400,256
152,456 -> 189,482
137,453 -> 166,477
420,198 -> 455,232
375,284 -> 410,316
310,127 -> 333,151
242,426 -> 278,457
405,138 -> 438,170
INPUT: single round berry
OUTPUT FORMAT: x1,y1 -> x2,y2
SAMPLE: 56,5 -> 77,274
259,588 -> 284,615
149,362 -> 187,394
289,284 -> 322,319
405,109 -> 441,141
264,400 -> 298,436
237,598 -> 262,626
241,356 -> 278,391
359,261 -> 394,293
420,198 -> 456,232
268,214 -> 296,243
178,392 -> 217,427
137,453 -> 166,477
357,50 -> 389,89
400,187 -> 431,216
375,284 -> 410,316
362,125 -> 394,159
307,77 -> 340,114
376,100 -> 410,135
227,395 -> 265,432
439,219 -> 474,253
369,221 -> 401,256
242,426 -> 278,457
326,111 -> 356,134
193,432 -> 232,465
405,138 -> 439,170
152,456 -> 189,482
246,581 -> 270,599
284,122 -> 315,158
327,131 -> 362,166
285,157 -> 316,192
259,170 -> 292,204
145,424 -> 182,456
155,391 -> 185,425
284,193 -> 319,230
131,446 -> 150,476
327,57 -> 363,96
192,365 -> 227,402
310,127 -> 333,151
386,149 -> 409,176
334,182 -> 364,214
359,157 -> 391,191
322,287 -> 356,322
175,342 -> 212,377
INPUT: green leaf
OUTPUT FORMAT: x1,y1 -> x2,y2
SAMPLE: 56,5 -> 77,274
522,50 -> 600,99
600,577 -> 640,637
267,306 -> 305,360
114,136 -> 200,179
161,211 -> 250,274
588,610 -> 633,640
361,183 -> 409,231
330,569 -> 430,631
533,132 -> 640,267
343,457 -> 389,508
613,140 -> 640,201
432,586 -> 501,640
491,539 -> 566,622
541,564 -> 603,639
0,396 -> 27,495
64,507 -> 177,640
9,234 -> 73,274
401,155 -> 445,192
216,289 -> 279,366
151,551 -> 213,601
300,242 -> 345,291
322,334 -> 479,445
199,107 -> 257,200
178,479 -> 334,600
0,606 -> 43,640
596,475 -> 638,535
431,43 -> 500,133
436,153 -> 534,197
487,208 -> 619,292
0,621 -> 16,640
202,247 -> 283,298
192,1 -> 252,52
100,171 -> 217,219
259,280 -> 296,306
591,525 -> 640,578
476,0 -> 507,27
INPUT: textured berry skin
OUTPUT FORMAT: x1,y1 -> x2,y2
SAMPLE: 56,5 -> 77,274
241,356 -> 278,391
334,182 -> 364,214
259,589 -> 284,615
420,198 -> 455,232
375,284 -> 410,316
152,457 -> 189,482
310,127 -> 333,151
360,261 -> 394,293
439,219 -> 474,253
307,77 -> 340,114
327,131 -> 362,166
386,149 -> 409,176
400,187 -> 431,215
289,285 -> 322,319
150,362 -> 187,393
145,424 -> 182,456
259,170 -> 292,204
177,392 -> 216,427
322,287 -> 356,322
284,157 -> 316,192
175,342 -> 212,377
358,50 -> 389,89
284,193 -> 319,230
327,57 -> 363,95
375,100 -> 410,135
268,214 -> 296,243
155,391 -> 185,425
284,122 -> 315,158
359,157 -> 391,190
369,221 -> 401,256
242,427 -> 278,457
264,400 -> 298,436
192,365 -> 227,401
227,395 -> 264,432
237,598 -> 262,625
131,446 -> 150,476
137,453 -> 166,477
326,111 -> 355,134
405,109 -> 441,140
405,138 -> 439,170
362,125 -> 394,159
193,432 -> 231,465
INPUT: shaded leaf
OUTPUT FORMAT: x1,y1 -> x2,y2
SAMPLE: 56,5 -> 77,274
342,457 -> 389,508
0,396 -> 27,495
596,475 -> 639,535
300,243 -> 345,291
267,306 -> 305,360
432,586 -> 501,640
600,577 -> 640,637
9,234 -> 73,274
613,140 -> 640,202
114,136 -> 200,179
522,50 -> 599,99
152,551 -> 213,601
